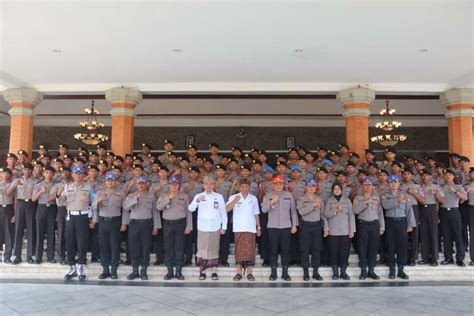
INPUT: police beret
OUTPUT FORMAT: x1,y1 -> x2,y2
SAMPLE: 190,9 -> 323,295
443,168 -> 456,175
276,161 -> 287,167
364,149 -> 375,155
401,168 -> 413,174
317,146 -> 327,152
163,140 -> 174,146
334,170 -> 347,177
459,156 -> 470,163
60,167 -> 71,172
357,169 -> 369,176
258,150 -> 267,156
239,164 -> 252,171
17,150 -> 28,157
7,153 -> 18,159
87,165 -> 99,172
378,169 -> 389,175
346,161 -> 357,167
33,161 -> 44,167
203,157 -> 214,164
52,158 -> 64,164
392,162 -> 402,168
349,152 -> 360,158
132,164 -> 144,170
22,163 -> 34,170
179,156 -> 190,163
89,151 -> 98,156
0,167 -> 12,175
133,156 -> 144,163
189,166 -> 201,173
250,148 -> 259,152
329,151 -> 340,157
73,157 -> 85,163
448,153 -> 461,158
160,166 -> 169,173
317,167 -> 328,173
208,143 -> 219,148
232,146 -> 243,152
44,166 -> 55,173
125,154 -> 133,158
187,144 -> 197,150
59,144 -> 69,149
141,143 -> 152,149
367,163 -> 378,169
287,147 -> 298,153
167,151 -> 177,157
106,152 -> 115,157
63,154 -> 72,160
384,147 -> 396,154
98,159 -> 108,166
338,144 -> 349,149
111,165 -> 123,172
38,144 -> 48,150
97,144 -> 107,150
252,159 -> 262,166
114,156 -> 124,162
419,169 -> 430,175
228,158 -> 239,164
215,164 -> 226,170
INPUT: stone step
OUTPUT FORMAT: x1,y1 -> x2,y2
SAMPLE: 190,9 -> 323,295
0,262 -> 472,283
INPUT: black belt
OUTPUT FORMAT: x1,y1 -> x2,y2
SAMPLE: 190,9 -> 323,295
420,204 -> 437,208
357,219 -> 379,224
301,219 -> 321,225
440,207 -> 458,211
39,203 -> 56,207
17,199 -> 33,202
386,217 -> 406,222
99,215 -> 121,222
130,218 -> 152,223
0,204 -> 12,208
163,218 -> 186,224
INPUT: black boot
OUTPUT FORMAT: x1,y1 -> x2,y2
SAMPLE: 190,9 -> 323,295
175,266 -> 184,280
332,266 -> 339,280
164,266 -> 174,280
303,267 -> 309,281
269,266 -> 277,281
397,266 -> 409,280
281,266 -> 291,281
340,266 -> 350,280
98,266 -> 111,279
127,266 -> 140,280
367,267 -> 380,280
110,266 -> 118,279
359,267 -> 367,280
312,268 -> 322,281
388,267 -> 396,279
140,266 -> 148,280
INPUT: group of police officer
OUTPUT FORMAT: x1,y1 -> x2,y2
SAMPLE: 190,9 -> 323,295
0,140 -> 473,281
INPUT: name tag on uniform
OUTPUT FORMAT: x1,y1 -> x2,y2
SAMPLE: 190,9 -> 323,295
283,198 -> 291,201
214,201 -> 218,209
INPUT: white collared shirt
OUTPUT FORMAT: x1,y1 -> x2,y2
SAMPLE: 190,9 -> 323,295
227,193 -> 260,233
188,191 -> 227,232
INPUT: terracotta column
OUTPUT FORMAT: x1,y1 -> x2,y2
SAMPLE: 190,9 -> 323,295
3,88 -> 43,156
105,87 -> 142,156
337,87 -> 376,158
441,88 -> 474,164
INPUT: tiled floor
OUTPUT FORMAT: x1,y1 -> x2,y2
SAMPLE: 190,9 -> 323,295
0,282 -> 473,315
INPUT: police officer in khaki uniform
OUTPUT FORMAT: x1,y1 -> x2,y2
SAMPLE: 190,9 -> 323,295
0,167 -> 15,263
353,178 -> 385,280
90,172 -> 125,279
439,169 -> 467,267
11,162 -> 40,264
214,164 -> 233,266
122,176 -> 161,280
58,166 -> 94,280
418,169 -> 444,266
156,176 -> 192,280
32,166 -> 58,264
465,168 -> 474,266
381,176 -> 416,279
262,175 -> 298,281
296,179 -> 327,281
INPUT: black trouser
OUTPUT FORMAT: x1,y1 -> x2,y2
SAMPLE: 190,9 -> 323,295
163,218 -> 186,267
66,213 -> 90,265
129,219 -> 153,267
469,205 -> 474,262
89,222 -> 100,260
439,207 -> 465,261
290,216 -> 301,264
219,219 -> 232,264
385,217 -> 408,268
408,205 -> 419,263
460,202 -> 470,251
184,211 -> 198,263
268,228 -> 291,267
153,211 -> 164,263
35,204 -> 57,261
321,235 -> 330,266
0,205 -> 15,259
56,206 -> 67,261
99,216 -> 121,268
357,220 -> 380,268
14,200 -> 36,258
299,220 -> 322,268
419,204 -> 439,261
328,235 -> 350,267
257,212 -> 269,264
379,215 -> 388,262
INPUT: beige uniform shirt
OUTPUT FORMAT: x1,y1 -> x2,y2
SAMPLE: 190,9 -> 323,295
156,192 -> 192,231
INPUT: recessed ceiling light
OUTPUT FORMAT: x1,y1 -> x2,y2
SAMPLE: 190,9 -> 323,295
418,48 -> 428,53
173,49 -> 183,53
52,49 -> 62,53
294,49 -> 304,53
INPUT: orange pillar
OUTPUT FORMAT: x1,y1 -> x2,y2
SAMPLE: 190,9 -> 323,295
105,87 -> 142,157
337,87 -> 375,158
441,88 -> 474,164
3,88 -> 43,157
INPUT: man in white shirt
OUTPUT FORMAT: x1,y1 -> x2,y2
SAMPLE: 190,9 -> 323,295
188,176 -> 227,280
226,180 -> 261,281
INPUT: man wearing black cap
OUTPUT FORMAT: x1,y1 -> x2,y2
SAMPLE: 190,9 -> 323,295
10,162 -> 40,264
16,150 -> 29,175
158,140 -> 174,165
0,167 -> 15,263
465,168 -> 474,265
54,167 -> 71,264
459,156 -> 471,251
5,153 -> 20,178
32,166 -> 58,264
418,169 -> 445,266
208,143 -> 221,164
180,166 -> 203,265
400,168 -> 427,265
439,169 -> 467,266
58,144 -> 69,158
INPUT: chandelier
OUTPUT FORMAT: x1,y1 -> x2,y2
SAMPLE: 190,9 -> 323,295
370,100 -> 407,147
73,101 -> 109,145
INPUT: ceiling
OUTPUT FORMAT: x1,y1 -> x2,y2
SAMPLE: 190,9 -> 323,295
0,0 -> 473,95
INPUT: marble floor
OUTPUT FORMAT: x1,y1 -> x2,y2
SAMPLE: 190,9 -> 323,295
0,281 -> 473,315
